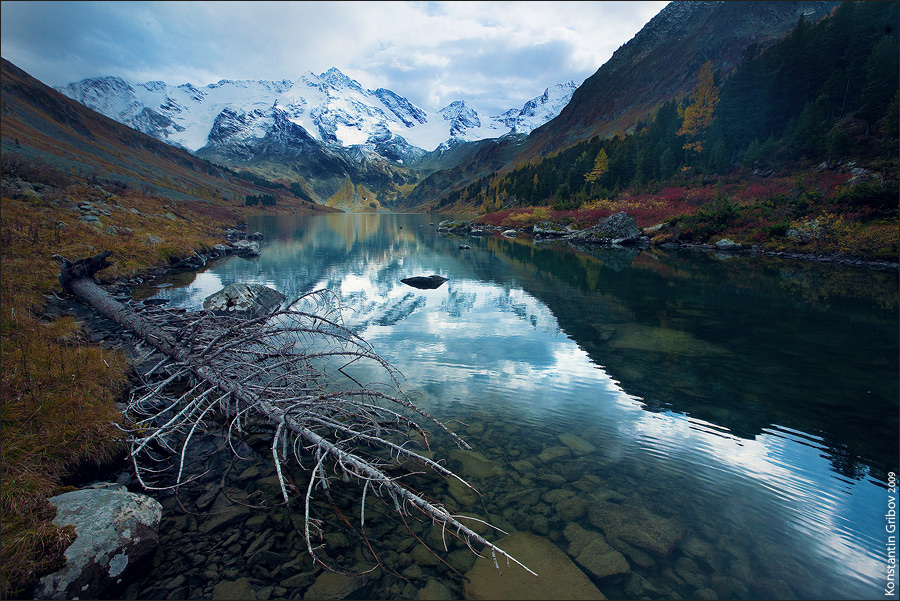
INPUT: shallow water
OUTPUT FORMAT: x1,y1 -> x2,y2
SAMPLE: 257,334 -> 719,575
131,213 -> 898,600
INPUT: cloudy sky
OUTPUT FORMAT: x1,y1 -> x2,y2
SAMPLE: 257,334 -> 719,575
1,1 -> 668,116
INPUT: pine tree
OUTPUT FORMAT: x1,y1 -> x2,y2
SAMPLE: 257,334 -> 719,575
678,61 -> 720,154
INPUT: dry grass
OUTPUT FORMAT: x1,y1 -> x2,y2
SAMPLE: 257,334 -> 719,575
0,186 -> 249,597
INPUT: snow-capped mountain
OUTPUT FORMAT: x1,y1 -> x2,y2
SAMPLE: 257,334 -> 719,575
496,81 -> 579,134
56,68 -> 576,164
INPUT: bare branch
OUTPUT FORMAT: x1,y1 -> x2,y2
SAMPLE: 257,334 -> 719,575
56,252 -> 536,579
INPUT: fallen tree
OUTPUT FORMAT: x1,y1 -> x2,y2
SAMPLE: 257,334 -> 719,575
53,251 -> 533,580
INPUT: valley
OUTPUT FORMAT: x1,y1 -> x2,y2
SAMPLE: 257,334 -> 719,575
1,1 -> 897,598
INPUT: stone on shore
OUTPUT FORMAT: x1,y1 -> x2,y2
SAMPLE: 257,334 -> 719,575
33,489 -> 162,600
567,212 -> 641,244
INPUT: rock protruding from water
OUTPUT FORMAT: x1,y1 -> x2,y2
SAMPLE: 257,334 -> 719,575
203,283 -> 286,317
33,489 -> 162,600
400,275 -> 448,289
462,531 -> 607,600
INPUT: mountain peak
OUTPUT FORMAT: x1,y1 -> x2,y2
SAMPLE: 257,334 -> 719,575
319,67 -> 364,93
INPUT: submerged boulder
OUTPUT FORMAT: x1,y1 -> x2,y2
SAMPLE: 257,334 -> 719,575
400,275 -> 448,289
587,500 -> 684,557
203,283 -> 286,317
463,531 -> 606,600
33,489 -> 162,600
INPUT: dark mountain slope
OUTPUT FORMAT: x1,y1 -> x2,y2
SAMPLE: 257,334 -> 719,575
1,58 -> 330,213
525,1 -> 841,156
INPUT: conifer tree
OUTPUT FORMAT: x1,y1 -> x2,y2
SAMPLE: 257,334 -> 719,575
678,61 -> 720,154
584,148 -> 609,183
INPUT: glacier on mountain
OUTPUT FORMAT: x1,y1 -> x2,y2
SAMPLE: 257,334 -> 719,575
56,68 -> 576,161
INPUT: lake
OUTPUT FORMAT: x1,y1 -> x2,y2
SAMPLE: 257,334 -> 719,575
131,212 -> 898,600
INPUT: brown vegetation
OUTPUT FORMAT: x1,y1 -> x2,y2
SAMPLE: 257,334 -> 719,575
0,163 -> 301,597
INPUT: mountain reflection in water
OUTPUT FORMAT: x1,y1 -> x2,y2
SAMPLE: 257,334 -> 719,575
138,212 -> 898,599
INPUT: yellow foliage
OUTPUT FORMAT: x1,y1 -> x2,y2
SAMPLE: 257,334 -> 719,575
584,149 -> 609,183
678,61 -> 719,153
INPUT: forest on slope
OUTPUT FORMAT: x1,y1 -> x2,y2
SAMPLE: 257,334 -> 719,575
435,2 -> 899,260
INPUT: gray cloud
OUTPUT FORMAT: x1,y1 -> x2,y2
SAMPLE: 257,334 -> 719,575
1,1 -> 668,115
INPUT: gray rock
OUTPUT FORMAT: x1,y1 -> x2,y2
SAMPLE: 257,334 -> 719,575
416,579 -> 455,600
532,221 -> 569,237
437,220 -> 471,233
568,212 -> 640,244
232,239 -> 261,256
33,489 -> 162,600
575,535 -> 630,581
501,229 -> 518,238
203,283 -> 286,317
714,239 -> 742,251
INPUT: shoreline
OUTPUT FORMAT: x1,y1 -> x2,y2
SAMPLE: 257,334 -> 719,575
463,222 -> 899,273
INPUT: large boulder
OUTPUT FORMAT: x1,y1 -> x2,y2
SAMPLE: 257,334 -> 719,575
715,238 -> 743,251
303,563 -> 375,600
203,283 -> 286,317
568,212 -> 641,244
564,523 -> 630,581
587,500 -> 684,557
463,532 -> 606,600
33,489 -> 162,600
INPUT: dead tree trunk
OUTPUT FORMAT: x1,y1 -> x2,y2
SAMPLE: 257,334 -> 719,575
53,252 -> 534,578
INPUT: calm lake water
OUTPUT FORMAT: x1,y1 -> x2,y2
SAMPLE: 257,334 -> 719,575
135,212 -> 898,600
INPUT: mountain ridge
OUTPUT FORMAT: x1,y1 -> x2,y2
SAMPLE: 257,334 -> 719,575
56,68 -> 577,208
0,57 -> 333,215
56,69 -> 577,157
